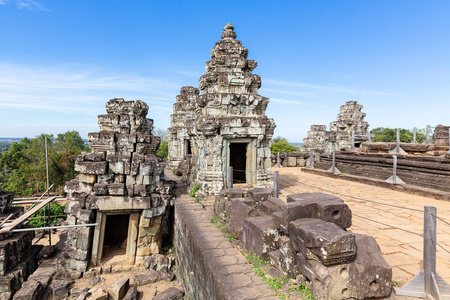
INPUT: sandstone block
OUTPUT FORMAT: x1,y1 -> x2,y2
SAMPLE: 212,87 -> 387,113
12,280 -> 43,300
132,271 -> 161,286
296,233 -> 391,299
213,188 -> 244,216
78,174 -> 97,184
123,286 -> 138,300
289,218 -> 356,266
97,174 -> 114,184
87,287 -> 108,300
283,192 -> 352,231
108,183 -> 125,196
152,287 -> 183,300
93,184 -> 108,195
247,188 -> 273,204
107,277 -> 129,300
241,216 -> 279,260
84,153 -> 105,162
278,236 -> 298,275
50,280 -> 72,300
226,199 -> 259,239
75,161 -> 107,175
260,197 -> 284,215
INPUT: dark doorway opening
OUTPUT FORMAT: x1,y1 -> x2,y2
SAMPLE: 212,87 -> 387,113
230,143 -> 247,183
103,214 -> 129,260
354,142 -> 361,148
186,140 -> 192,155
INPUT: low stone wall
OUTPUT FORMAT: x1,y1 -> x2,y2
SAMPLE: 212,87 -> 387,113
315,152 -> 450,192
270,152 -> 310,167
174,194 -> 278,300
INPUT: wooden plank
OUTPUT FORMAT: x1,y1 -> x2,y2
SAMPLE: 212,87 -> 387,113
0,196 -> 56,233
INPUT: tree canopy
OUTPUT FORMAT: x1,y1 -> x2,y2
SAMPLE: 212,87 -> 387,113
271,136 -> 298,155
0,131 -> 88,196
370,127 -> 426,143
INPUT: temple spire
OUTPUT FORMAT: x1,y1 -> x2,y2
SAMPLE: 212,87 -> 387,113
221,23 -> 236,40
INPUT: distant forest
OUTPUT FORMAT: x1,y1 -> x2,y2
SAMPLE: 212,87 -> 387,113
0,139 -> 21,152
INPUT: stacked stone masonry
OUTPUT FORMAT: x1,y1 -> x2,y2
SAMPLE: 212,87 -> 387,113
168,24 -> 276,196
63,98 -> 175,275
214,188 -> 392,299
0,188 -> 43,300
303,101 -> 369,154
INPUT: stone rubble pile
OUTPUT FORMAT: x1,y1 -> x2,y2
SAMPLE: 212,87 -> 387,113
63,98 -> 175,275
215,188 -> 392,299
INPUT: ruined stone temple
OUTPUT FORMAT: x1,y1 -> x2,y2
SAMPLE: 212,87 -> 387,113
303,101 -> 369,153
167,24 -> 276,195
63,99 -> 175,273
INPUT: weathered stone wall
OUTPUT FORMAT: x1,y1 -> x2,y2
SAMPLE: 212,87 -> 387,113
303,101 -> 369,154
63,98 -> 175,276
168,24 -> 276,196
315,152 -> 450,192
433,124 -> 450,149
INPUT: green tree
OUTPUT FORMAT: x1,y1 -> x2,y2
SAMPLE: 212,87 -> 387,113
157,141 -> 169,161
270,136 -> 297,155
371,127 -> 426,143
52,131 -> 89,192
2,170 -> 34,196
0,131 -> 88,196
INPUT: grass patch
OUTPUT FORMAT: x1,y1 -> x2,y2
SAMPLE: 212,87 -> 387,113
243,250 -> 313,299
210,215 -> 235,241
189,183 -> 200,202
210,220 -> 313,299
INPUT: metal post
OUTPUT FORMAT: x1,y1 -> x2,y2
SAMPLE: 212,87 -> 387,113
368,132 -> 372,143
424,206 -> 437,298
425,125 -> 431,144
45,136 -> 51,246
447,128 -> 450,154
413,127 -> 417,143
396,207 -> 450,298
273,171 -> 279,198
390,128 -> 407,154
275,152 -> 283,167
228,166 -> 233,189
386,155 -> 405,184
327,149 -> 341,174
307,150 -> 314,168
351,130 -> 356,150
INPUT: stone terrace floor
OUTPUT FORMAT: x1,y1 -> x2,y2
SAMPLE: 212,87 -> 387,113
274,167 -> 450,286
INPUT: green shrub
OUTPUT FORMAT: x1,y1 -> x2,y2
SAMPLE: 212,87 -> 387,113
29,202 -> 66,228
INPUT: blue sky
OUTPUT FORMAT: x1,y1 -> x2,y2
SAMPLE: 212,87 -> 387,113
0,1 -> 449,142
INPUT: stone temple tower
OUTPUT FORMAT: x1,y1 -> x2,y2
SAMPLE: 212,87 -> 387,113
168,23 -> 276,195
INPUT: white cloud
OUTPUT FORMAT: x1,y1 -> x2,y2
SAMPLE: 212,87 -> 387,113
16,0 -> 49,11
263,79 -> 398,97
0,63 -> 181,115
